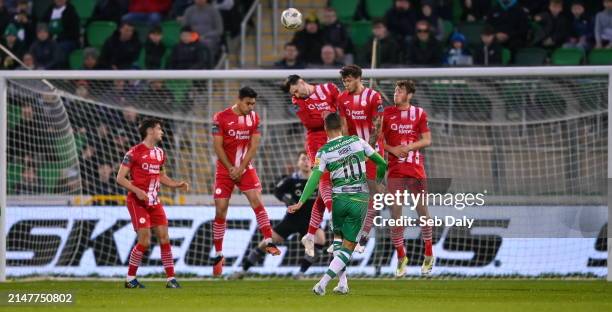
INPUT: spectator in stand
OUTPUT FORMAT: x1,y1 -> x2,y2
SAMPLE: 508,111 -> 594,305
485,0 -> 529,51
1,24 -> 25,69
12,0 -> 34,46
144,25 -> 166,69
595,0 -> 612,48
136,80 -> 174,112
444,32 -> 473,65
292,15 -> 324,65
419,0 -> 445,41
274,42 -> 305,69
171,0 -> 194,18
18,51 -> 33,69
182,0 -> 223,57
385,0 -> 418,44
100,80 -> 137,106
91,0 -> 125,24
14,163 -> 42,195
461,0 -> 492,22
0,0 -> 11,35
82,47 -> 100,70
533,0 -> 572,49
42,0 -> 80,56
215,0 -> 240,38
29,23 -> 63,69
366,20 -> 402,67
88,163 -> 122,195
122,0 -> 171,26
564,1 -> 594,50
98,22 -> 141,69
473,25 -> 503,65
168,26 -> 211,69
309,44 -> 344,68
320,7 -> 353,61
406,20 -> 442,66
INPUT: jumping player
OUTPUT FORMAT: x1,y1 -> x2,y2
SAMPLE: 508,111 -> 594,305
211,86 -> 280,277
117,118 -> 189,288
336,65 -> 385,253
282,75 -> 338,258
382,80 -> 434,276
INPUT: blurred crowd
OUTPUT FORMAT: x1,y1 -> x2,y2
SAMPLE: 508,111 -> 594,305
275,0 -> 612,68
0,0 -> 253,70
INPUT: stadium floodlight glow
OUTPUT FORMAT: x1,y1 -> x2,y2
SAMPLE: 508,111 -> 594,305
0,67 -> 610,282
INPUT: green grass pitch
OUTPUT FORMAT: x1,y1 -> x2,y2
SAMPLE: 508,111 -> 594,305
1,279 -> 611,311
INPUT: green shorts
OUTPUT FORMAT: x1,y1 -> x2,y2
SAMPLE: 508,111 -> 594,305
331,192 -> 369,243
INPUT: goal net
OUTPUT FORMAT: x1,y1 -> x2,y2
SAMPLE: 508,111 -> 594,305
1,68 -> 609,279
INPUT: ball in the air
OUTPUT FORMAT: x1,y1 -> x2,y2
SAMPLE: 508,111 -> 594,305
281,8 -> 302,30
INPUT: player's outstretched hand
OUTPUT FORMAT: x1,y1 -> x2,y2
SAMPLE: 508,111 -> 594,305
287,202 -> 303,214
135,189 -> 148,201
177,181 -> 190,192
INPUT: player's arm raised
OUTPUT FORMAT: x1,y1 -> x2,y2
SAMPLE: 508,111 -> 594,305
233,133 -> 261,179
159,170 -> 190,192
116,165 -> 147,201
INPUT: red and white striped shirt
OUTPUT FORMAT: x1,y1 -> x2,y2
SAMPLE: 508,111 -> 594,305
382,105 -> 430,179
337,87 -> 384,151
121,143 -> 166,205
212,106 -> 261,174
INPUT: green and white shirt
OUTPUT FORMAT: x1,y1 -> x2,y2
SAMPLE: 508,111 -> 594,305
314,135 -> 376,194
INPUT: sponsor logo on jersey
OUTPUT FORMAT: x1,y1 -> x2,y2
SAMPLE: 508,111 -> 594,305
141,163 -> 161,174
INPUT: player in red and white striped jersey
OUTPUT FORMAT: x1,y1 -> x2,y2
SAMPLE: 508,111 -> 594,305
116,118 -> 189,288
211,87 -> 280,277
382,80 -> 434,277
282,75 -> 337,258
336,65 -> 385,253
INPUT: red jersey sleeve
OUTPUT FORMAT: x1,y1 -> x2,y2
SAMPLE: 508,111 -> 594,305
121,149 -> 134,169
370,91 -> 384,118
326,83 -> 340,109
212,112 -> 223,136
418,109 -> 430,133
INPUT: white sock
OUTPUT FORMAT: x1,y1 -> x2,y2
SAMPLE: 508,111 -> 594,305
304,233 -> 314,241
215,251 -> 223,257
167,277 -> 176,282
126,275 -> 136,282
338,269 -> 348,288
319,252 -> 349,288
263,237 -> 273,244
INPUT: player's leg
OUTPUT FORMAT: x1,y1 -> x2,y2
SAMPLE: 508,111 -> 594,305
355,171 -> 381,253
125,197 -> 151,288
313,194 -> 367,295
303,172 -> 332,256
297,221 -> 326,277
243,186 -> 280,255
152,224 -> 180,288
387,177 -> 409,277
212,173 -> 235,276
410,178 -> 434,276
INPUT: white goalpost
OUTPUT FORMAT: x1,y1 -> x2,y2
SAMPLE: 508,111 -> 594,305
0,66 -> 610,281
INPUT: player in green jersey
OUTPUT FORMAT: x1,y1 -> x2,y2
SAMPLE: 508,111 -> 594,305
288,112 -> 387,296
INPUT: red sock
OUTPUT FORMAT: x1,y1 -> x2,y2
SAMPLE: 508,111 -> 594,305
213,217 -> 226,253
253,205 -> 272,239
421,224 -> 433,257
308,196 -> 325,235
127,243 -> 147,276
319,175 -> 333,211
160,243 -> 175,278
391,226 -> 406,259
360,199 -> 378,237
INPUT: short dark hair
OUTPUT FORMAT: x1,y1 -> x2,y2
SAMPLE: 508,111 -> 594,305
396,80 -> 416,94
139,118 -> 162,140
324,112 -> 342,131
340,64 -> 362,79
297,150 -> 308,159
284,42 -> 297,49
239,86 -> 258,99
281,74 -> 301,93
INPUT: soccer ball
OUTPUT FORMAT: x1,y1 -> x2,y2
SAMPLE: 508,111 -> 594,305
281,8 -> 302,30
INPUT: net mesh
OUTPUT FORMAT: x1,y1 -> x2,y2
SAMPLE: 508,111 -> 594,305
3,72 -> 608,277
